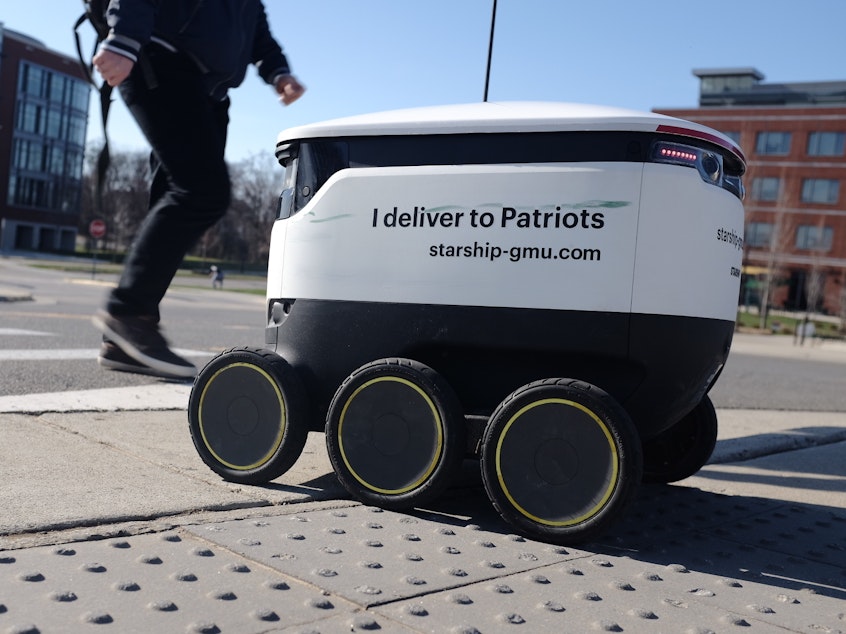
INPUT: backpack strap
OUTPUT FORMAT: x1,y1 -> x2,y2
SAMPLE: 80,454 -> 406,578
74,8 -> 113,220
74,4 -> 157,220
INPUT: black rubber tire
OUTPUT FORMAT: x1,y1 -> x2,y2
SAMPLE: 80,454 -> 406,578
325,358 -> 465,510
188,347 -> 308,484
480,379 -> 642,544
642,395 -> 718,483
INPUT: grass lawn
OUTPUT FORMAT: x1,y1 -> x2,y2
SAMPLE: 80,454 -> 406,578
736,310 -> 843,338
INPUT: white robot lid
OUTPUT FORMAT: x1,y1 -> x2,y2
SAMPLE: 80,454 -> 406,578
277,101 -> 745,164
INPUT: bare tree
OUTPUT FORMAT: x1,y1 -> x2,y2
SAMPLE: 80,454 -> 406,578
746,166 -> 801,330
840,282 -> 846,334
796,217 -> 836,344
795,265 -> 825,345
230,151 -> 282,263
754,210 -> 797,330
105,151 -> 152,251
804,267 -> 825,314
197,152 -> 282,266
82,147 -> 282,266
80,145 -> 151,253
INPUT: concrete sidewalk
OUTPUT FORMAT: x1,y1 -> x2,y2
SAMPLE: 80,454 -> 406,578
731,328 -> 846,361
1,403 -> 844,633
0,407 -> 844,539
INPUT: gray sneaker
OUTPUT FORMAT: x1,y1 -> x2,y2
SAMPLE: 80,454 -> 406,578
93,310 -> 197,378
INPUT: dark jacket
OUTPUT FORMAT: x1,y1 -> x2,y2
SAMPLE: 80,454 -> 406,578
102,0 -> 291,99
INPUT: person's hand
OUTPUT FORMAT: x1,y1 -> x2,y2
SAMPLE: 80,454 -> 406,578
93,48 -> 135,87
275,74 -> 306,105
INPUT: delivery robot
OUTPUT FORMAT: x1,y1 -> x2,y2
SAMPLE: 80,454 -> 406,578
188,102 -> 746,544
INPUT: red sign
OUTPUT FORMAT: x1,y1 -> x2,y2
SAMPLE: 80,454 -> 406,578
89,219 -> 107,239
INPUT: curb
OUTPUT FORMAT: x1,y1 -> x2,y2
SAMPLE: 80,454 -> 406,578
711,426 -> 846,464
0,293 -> 33,302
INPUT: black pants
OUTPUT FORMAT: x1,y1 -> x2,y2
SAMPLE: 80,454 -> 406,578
107,45 -> 231,321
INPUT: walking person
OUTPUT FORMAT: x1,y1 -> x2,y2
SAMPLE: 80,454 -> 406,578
91,0 -> 305,379
210,265 -> 224,289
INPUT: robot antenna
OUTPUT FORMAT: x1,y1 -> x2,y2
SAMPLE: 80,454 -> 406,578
483,0 -> 498,102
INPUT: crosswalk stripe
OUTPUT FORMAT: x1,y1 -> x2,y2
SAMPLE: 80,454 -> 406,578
0,348 -> 212,361
0,328 -> 51,336
0,384 -> 192,413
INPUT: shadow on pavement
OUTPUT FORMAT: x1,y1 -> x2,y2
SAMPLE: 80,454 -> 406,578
415,470 -> 846,602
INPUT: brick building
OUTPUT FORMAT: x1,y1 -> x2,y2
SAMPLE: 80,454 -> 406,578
656,68 -> 846,317
0,24 -> 90,252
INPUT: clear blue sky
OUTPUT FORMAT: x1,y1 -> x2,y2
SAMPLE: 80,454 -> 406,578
3,1 -> 845,163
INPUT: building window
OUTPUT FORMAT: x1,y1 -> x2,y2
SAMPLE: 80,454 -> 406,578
27,143 -> 44,172
70,82 -> 90,111
801,178 -> 839,204
796,225 -> 833,251
722,131 -> 741,144
66,113 -> 87,147
755,131 -> 791,155
12,139 -> 45,172
47,145 -> 65,176
8,175 -> 50,208
746,222 -> 773,248
20,64 -> 46,97
45,108 -> 63,139
65,152 -> 84,182
807,131 -> 845,157
751,177 -> 780,201
17,102 -> 42,134
48,74 -> 66,104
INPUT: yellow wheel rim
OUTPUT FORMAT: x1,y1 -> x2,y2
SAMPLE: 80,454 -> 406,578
338,376 -> 444,494
198,363 -> 286,470
495,398 -> 619,526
